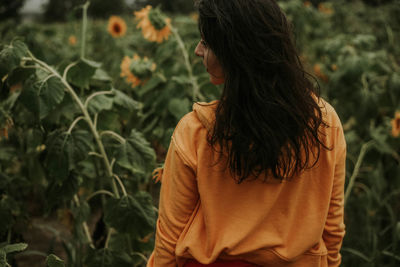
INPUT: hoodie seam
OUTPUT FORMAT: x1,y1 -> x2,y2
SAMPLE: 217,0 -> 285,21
171,135 -> 197,174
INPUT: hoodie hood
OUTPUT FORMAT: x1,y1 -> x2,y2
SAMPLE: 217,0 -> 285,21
192,100 -> 218,133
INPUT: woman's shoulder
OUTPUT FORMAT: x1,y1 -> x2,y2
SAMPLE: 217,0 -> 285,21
171,100 -> 218,167
317,97 -> 343,129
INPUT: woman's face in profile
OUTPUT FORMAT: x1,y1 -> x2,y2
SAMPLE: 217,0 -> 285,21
195,39 -> 225,85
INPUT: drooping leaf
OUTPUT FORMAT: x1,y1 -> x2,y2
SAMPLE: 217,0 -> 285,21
84,248 -> 132,267
112,89 -> 141,112
0,40 -> 29,78
45,130 -> 93,181
115,129 -> 156,177
2,243 -> 28,254
104,193 -> 155,238
45,131 -> 70,181
38,76 -> 65,119
67,59 -> 102,89
46,254 -> 65,267
87,94 -> 113,114
91,68 -> 112,82
18,75 -> 65,120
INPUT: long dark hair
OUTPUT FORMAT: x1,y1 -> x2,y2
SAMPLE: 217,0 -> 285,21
195,0 -> 329,183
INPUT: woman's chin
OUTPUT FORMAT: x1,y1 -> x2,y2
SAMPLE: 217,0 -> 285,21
210,76 -> 225,85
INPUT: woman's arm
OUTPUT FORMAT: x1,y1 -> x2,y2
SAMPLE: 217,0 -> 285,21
147,137 -> 199,267
322,126 -> 346,267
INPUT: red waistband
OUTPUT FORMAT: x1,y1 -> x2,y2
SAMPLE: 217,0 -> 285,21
184,259 -> 260,267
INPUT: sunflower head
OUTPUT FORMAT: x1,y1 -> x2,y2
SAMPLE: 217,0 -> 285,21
134,5 -> 171,43
130,56 -> 156,79
148,6 -> 168,30
391,111 -> 400,138
120,54 -> 156,88
108,16 -> 127,38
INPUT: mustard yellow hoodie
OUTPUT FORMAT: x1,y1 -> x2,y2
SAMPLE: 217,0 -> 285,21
147,99 -> 346,267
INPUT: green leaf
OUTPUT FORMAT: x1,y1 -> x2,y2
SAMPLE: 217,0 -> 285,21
84,248 -> 132,267
2,243 -> 27,254
45,130 -> 93,180
67,59 -> 101,89
18,76 -> 40,119
0,250 -> 6,267
6,67 -> 35,88
39,77 -> 65,119
45,131 -> 69,181
137,73 -> 166,97
12,40 -> 29,59
112,89 -> 142,112
92,68 -> 111,82
87,94 -> 113,114
168,98 -> 190,120
104,193 -> 155,237
0,41 -> 29,78
0,145 -> 17,161
46,254 -> 65,267
45,173 -> 80,210
72,201 -> 91,223
115,129 -> 156,176
18,75 -> 65,120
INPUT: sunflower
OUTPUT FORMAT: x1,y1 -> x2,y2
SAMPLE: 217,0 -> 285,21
68,35 -> 77,46
391,111 -> 400,138
120,54 -> 156,88
108,16 -> 127,38
134,5 -> 171,43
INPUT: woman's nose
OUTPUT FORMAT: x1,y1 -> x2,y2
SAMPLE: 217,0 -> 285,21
195,41 -> 203,57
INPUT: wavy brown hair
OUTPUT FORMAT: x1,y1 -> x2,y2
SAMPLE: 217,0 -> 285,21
195,0 -> 329,183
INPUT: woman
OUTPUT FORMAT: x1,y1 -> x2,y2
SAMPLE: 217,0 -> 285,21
147,0 -> 346,266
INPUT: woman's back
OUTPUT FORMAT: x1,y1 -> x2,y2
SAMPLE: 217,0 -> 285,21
147,99 -> 345,267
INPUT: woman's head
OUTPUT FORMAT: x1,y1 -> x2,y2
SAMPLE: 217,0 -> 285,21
195,0 -> 328,183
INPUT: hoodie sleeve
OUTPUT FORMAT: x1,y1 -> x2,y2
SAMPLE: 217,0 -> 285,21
147,117 -> 200,267
322,123 -> 346,267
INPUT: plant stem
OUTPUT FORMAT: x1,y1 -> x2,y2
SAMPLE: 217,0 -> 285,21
100,130 -> 126,144
171,27 -> 205,102
29,54 -> 120,199
86,190 -> 115,201
74,195 -> 95,248
81,2 -> 90,59
344,140 -> 374,205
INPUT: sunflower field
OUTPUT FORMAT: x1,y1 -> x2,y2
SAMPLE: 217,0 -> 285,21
0,0 -> 399,266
